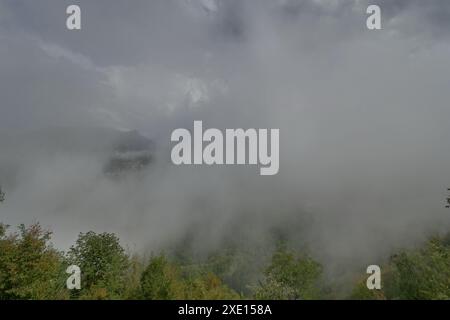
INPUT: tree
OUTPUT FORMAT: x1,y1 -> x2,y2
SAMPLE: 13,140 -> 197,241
0,187 -> 4,203
383,236 -> 450,300
0,223 -> 68,299
67,231 -> 129,299
182,272 -> 240,299
140,254 -> 240,300
254,247 -> 323,300
349,276 -> 386,300
140,254 -> 181,299
122,253 -> 146,299
350,235 -> 450,300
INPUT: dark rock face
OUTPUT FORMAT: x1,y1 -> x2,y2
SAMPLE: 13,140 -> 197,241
112,130 -> 154,153
103,151 -> 153,176
103,130 -> 155,177
0,126 -> 155,182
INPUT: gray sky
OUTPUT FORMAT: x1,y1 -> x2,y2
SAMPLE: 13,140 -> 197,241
1,0 -> 450,273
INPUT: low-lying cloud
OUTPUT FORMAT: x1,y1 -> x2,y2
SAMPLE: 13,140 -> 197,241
1,0 -> 450,274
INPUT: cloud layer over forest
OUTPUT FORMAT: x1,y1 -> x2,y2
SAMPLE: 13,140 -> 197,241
1,0 -> 450,272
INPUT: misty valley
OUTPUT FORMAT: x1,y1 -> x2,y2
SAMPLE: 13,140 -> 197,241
1,0 -> 450,304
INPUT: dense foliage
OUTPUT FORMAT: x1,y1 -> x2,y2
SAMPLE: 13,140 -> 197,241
0,223 -> 68,299
1,194 -> 449,300
67,231 -> 129,299
254,246 -> 323,299
350,235 -> 450,300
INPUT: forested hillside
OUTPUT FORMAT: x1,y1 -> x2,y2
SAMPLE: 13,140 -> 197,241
1,218 -> 448,300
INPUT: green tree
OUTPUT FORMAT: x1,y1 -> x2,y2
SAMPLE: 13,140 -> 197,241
122,253 -> 146,299
182,272 -> 240,299
383,236 -> 450,300
140,254 -> 240,300
349,276 -> 386,300
140,254 -> 181,299
350,235 -> 450,300
254,247 -> 323,300
67,231 -> 129,299
0,223 -> 68,300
